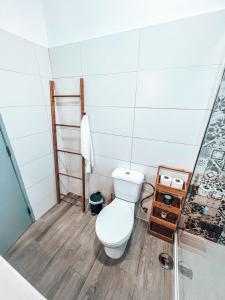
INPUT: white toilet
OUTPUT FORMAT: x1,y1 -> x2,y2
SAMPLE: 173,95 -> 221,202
95,168 -> 144,259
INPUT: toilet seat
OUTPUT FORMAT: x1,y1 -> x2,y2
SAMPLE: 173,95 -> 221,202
95,198 -> 134,248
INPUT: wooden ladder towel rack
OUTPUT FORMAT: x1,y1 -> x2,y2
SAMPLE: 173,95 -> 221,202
50,78 -> 86,212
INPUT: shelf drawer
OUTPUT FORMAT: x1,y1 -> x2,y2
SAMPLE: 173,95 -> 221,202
150,215 -> 176,230
156,181 -> 186,197
155,191 -> 182,210
148,221 -> 174,243
152,207 -> 178,224
153,201 -> 180,215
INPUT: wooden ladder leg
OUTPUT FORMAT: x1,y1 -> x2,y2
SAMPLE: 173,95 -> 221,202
80,78 -> 86,212
50,80 -> 61,204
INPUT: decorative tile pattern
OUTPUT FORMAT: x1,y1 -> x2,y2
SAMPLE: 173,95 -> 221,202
182,71 -> 225,245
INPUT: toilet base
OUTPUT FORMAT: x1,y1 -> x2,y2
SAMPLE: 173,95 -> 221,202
104,241 -> 128,259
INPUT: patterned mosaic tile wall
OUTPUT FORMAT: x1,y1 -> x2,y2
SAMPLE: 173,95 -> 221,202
182,71 -> 225,245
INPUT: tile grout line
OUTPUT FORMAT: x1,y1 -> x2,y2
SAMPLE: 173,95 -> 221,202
25,171 -> 55,191
51,63 -> 222,79
91,131 -> 201,146
0,105 -> 210,111
9,129 -> 51,141
85,105 -> 210,111
129,29 -> 142,169
33,45 -> 54,132
19,151 -> 53,168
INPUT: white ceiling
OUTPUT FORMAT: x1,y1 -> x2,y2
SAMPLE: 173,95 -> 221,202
42,0 -> 225,47
0,0 -> 48,46
0,0 -> 225,47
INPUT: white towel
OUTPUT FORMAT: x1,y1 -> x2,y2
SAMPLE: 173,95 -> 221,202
80,114 -> 94,173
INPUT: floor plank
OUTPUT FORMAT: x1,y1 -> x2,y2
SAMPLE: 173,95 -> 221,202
5,202 -> 173,300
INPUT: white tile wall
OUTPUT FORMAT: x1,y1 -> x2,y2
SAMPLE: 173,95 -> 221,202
53,77 -> 81,94
81,30 -> 139,75
92,133 -> 132,161
40,77 -> 51,106
57,128 -> 80,152
139,11 -> 225,69
0,29 -> 38,75
0,71 -> 44,107
0,29 -> 56,220
20,154 -> 54,189
11,131 -> 52,167
55,103 -> 81,125
93,155 -> 130,178
88,173 -> 113,200
133,108 -> 209,145
85,73 -> 137,107
86,106 -> 134,136
50,43 -> 82,77
130,163 -> 158,184
34,45 -> 52,78
136,66 -> 221,109
26,174 -> 56,220
1,107 -> 49,139
49,10 -> 225,199
132,138 -> 199,170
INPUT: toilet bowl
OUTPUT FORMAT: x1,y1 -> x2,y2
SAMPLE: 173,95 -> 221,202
96,198 -> 134,259
95,168 -> 144,259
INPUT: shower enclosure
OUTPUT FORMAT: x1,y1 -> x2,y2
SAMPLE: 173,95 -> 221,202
176,70 -> 225,300
178,235 -> 225,300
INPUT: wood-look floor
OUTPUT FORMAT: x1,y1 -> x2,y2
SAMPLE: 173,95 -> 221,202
5,202 -> 173,300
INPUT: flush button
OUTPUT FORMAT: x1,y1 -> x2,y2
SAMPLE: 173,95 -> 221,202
125,171 -> 130,175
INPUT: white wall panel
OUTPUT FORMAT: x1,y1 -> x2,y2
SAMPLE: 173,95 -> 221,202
92,133 -> 132,161
87,107 -> 134,136
85,73 -> 137,107
139,11 -> 225,69
132,138 -> 199,169
20,154 -> 54,189
136,66 -> 221,109
0,29 -> 38,74
1,107 -> 49,139
0,71 -> 44,107
82,30 -> 139,75
47,10 -> 225,201
88,173 -> 113,200
35,45 -> 52,77
11,131 -> 52,167
26,174 -> 56,220
0,29 -> 56,220
133,108 -> 209,145
50,43 -> 82,78
94,155 -> 130,177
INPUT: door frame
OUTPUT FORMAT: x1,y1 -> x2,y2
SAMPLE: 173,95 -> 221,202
0,114 -> 35,223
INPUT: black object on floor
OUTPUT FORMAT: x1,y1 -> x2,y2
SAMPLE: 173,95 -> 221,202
159,253 -> 174,270
89,191 -> 103,215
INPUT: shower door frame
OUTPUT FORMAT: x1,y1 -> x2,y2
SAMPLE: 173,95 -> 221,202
0,115 -> 35,223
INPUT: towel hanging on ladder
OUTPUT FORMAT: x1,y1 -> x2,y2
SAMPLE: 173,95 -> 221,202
81,114 -> 94,173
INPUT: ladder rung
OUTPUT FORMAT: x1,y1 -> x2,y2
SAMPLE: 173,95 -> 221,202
59,172 -> 82,180
57,149 -> 81,155
60,193 -> 82,201
54,95 -> 80,98
56,124 -> 80,128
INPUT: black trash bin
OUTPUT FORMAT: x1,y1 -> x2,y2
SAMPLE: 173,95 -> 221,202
89,192 -> 103,215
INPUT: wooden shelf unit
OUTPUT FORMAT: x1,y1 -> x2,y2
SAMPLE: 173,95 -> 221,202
148,165 -> 192,243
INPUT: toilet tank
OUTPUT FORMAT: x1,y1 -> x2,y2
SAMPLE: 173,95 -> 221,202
112,168 -> 144,203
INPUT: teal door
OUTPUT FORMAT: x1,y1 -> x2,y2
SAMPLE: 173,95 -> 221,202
0,130 -> 32,255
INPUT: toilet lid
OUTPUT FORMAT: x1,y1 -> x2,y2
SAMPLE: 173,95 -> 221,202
95,199 -> 134,247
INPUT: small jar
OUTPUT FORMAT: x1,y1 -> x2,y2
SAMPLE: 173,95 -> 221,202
161,210 -> 168,219
164,194 -> 173,205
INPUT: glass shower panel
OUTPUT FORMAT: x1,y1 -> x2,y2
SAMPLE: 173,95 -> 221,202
177,70 -> 225,300
178,238 -> 225,300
